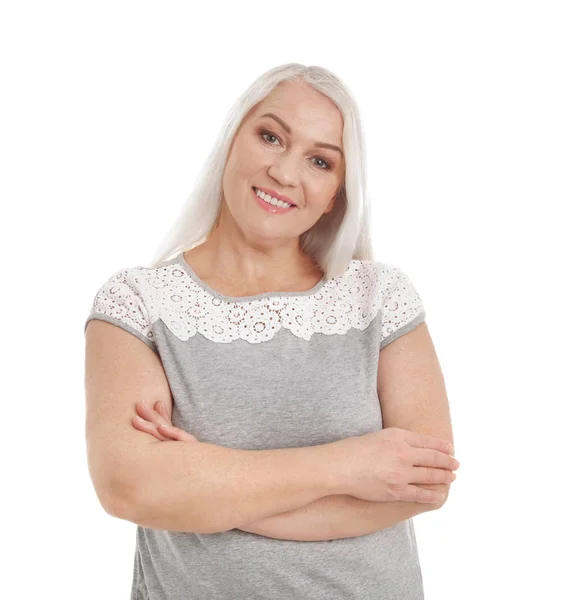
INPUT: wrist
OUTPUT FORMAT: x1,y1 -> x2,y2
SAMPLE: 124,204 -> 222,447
320,439 -> 353,496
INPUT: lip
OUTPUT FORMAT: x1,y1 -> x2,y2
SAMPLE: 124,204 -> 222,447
253,186 -> 296,207
252,187 -> 296,214
252,188 -> 297,215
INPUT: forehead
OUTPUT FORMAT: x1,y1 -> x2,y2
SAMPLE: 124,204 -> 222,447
249,81 -> 343,143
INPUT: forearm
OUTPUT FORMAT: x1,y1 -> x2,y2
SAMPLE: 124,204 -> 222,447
238,483 -> 450,541
119,439 -> 341,534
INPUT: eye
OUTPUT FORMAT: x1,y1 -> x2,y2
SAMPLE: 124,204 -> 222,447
258,129 -> 333,171
312,157 -> 333,171
260,130 -> 280,146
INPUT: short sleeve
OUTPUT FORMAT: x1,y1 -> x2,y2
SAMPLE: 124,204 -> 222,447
379,266 -> 426,350
84,268 -> 158,354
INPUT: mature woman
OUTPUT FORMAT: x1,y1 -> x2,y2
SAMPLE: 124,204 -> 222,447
84,63 -> 459,600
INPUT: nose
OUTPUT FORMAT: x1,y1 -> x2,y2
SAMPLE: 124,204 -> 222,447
268,152 -> 300,187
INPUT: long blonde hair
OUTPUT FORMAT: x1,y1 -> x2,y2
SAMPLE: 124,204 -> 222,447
147,63 -> 374,279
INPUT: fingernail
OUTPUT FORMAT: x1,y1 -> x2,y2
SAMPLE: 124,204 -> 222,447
136,416 -> 145,422
161,402 -> 167,412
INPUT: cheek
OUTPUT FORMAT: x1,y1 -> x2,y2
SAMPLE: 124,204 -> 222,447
306,185 -> 332,205
224,150 -> 251,182
233,139 -> 264,174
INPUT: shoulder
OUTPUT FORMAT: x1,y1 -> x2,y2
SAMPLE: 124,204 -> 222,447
93,263 -> 157,299
87,260 -> 174,326
345,259 -> 407,290
365,261 -> 426,349
85,262 -> 166,353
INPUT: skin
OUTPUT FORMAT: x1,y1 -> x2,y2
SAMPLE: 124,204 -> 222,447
132,400 -> 194,442
183,77 -> 346,292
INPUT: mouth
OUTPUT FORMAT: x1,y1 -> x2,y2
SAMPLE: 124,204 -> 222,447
252,187 -> 297,212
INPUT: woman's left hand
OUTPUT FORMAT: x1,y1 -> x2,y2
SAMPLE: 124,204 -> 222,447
132,400 -> 199,443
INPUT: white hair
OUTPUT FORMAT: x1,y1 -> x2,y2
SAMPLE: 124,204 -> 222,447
147,62 -> 374,279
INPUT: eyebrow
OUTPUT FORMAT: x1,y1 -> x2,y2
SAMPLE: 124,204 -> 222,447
259,112 -> 343,155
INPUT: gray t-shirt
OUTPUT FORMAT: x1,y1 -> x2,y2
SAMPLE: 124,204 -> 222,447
84,251 -> 427,600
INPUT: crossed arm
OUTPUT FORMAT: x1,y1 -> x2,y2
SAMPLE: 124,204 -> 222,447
134,323 -> 454,541
237,323 -> 455,541
236,484 -> 448,541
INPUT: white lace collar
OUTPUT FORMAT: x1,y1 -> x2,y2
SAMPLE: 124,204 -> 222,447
95,255 -> 422,346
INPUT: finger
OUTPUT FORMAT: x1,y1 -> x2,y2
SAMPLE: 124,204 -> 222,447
136,401 -> 161,424
136,400 -> 170,429
154,400 -> 172,423
151,403 -> 173,429
136,399 -> 197,443
155,423 -> 182,441
411,466 -> 457,485
407,430 -> 454,455
160,423 -> 198,442
132,416 -> 171,441
137,417 -> 180,442
412,448 -> 460,470
402,484 -> 445,504
132,406 -> 172,440
157,423 -> 199,443
157,423 -> 185,441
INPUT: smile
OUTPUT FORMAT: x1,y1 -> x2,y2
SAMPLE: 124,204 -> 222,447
252,187 -> 297,214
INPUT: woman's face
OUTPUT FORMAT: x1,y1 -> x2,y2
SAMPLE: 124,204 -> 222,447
220,79 -> 345,244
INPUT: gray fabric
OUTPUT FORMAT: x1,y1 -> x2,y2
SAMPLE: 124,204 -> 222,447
84,252 -> 427,600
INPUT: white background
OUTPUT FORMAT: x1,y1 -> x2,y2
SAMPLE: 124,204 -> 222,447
2,1 -> 571,598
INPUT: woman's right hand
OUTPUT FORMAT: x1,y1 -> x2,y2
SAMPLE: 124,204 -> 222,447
334,427 -> 459,504
132,400 -> 199,443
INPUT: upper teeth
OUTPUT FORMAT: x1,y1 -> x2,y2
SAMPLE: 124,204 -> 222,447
255,188 -> 293,208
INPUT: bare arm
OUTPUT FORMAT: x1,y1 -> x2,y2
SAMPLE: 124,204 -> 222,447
127,321 -> 455,539
85,319 -> 345,537
238,321 -> 458,542
238,483 -> 449,541
130,410 -> 451,540
120,438 -> 344,534
87,316 -> 453,539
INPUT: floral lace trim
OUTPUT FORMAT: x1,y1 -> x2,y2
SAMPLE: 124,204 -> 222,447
87,260 -> 424,347
86,273 -> 157,347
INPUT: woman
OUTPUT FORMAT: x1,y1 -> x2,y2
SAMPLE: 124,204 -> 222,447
84,63 -> 458,600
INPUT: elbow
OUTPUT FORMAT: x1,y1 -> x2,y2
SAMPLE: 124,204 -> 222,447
107,493 -> 135,522
101,472 -> 218,534
88,448 -> 143,523
111,478 -> 147,524
92,483 -> 134,521
93,471 -> 141,523
432,483 -> 452,510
